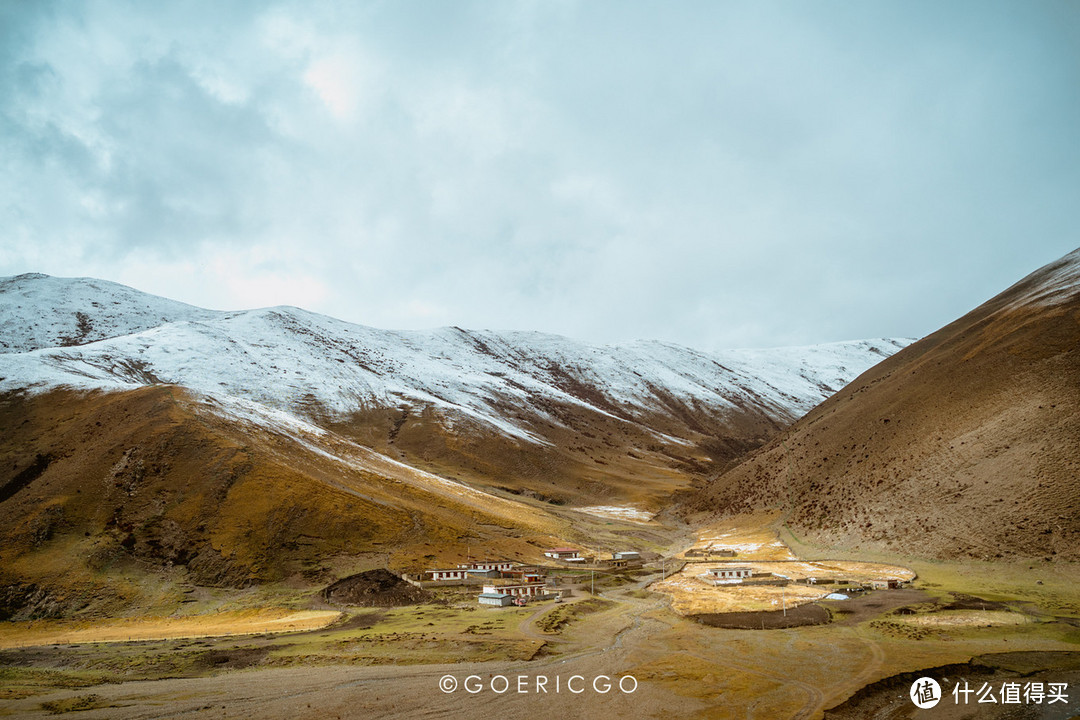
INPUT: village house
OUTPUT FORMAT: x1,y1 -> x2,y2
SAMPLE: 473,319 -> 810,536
544,548 -> 585,562
706,566 -> 754,584
478,593 -> 514,606
499,567 -> 545,582
482,581 -> 547,597
426,560 -> 519,582
685,548 -> 735,558
458,561 -> 516,572
608,551 -> 641,569
426,568 -> 469,581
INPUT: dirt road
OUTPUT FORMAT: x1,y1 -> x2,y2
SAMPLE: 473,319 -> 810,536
0,586 -> 701,720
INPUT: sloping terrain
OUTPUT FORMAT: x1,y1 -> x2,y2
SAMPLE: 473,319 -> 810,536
0,273 -> 909,509
685,248 -> 1080,560
0,273 -> 911,618
0,273 -> 214,354
0,385 -> 577,619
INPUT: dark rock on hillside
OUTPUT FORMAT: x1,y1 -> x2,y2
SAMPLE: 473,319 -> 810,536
320,569 -> 431,607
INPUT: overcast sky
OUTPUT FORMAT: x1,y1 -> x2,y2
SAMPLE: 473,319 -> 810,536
1,1 -> 1077,350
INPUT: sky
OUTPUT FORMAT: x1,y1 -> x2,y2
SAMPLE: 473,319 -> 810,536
1,1 -> 1077,351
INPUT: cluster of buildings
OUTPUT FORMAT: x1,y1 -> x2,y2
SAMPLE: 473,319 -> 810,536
426,560 -> 517,582
706,566 -> 754,584
424,547 -> 643,607
541,548 -> 642,566
701,566 -> 909,591
423,559 -> 554,606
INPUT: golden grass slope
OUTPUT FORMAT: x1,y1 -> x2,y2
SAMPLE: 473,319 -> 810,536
0,386 -> 578,619
0,609 -> 341,649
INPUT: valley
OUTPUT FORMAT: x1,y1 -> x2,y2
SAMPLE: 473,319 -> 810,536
2,248 -> 1079,718
0,511 -> 1077,719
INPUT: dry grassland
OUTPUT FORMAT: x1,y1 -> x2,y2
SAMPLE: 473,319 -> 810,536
683,512 -> 797,560
657,516 -> 914,614
0,609 -> 341,649
898,610 -> 1035,627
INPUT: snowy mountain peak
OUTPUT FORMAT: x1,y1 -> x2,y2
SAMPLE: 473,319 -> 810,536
0,273 -> 214,354
999,246 -> 1080,312
0,273 -> 912,453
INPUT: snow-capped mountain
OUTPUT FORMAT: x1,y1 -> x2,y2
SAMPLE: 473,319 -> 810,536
0,273 -> 916,602
0,273 -> 215,354
0,273 -> 910,450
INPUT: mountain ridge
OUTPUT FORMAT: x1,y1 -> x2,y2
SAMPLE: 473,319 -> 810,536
0,273 -> 911,499
0,271 -> 916,617
684,246 -> 1080,560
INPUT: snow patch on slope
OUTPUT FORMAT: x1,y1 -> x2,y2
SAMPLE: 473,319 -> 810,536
185,390 -> 531,514
1001,246 -> 1080,310
575,505 -> 655,523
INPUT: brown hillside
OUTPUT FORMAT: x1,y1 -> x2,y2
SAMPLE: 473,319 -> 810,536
684,249 -> 1080,561
325,389 -> 781,514
0,386 -> 574,619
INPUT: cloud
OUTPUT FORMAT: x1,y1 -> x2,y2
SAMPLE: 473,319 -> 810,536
1,0 -> 1077,350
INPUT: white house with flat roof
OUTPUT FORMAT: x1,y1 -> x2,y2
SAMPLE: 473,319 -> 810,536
427,568 -> 468,581
459,561 -> 516,572
482,581 -> 546,597
706,567 -> 753,584
427,560 -> 519,581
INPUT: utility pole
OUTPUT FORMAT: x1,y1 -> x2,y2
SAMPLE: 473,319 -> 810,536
591,570 -> 595,595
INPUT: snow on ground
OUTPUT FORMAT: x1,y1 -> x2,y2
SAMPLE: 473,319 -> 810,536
0,273 -> 914,447
0,273 -> 215,354
196,391 -> 329,438
183,390 -> 540,521
574,505 -> 655,523
999,246 -> 1080,311
689,524 -> 798,560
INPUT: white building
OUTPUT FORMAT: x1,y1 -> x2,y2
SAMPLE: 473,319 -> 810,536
544,548 -> 584,562
427,569 -> 468,581
427,560 -> 518,581
459,561 -> 516,572
706,567 -> 753,584
478,593 -> 514,606
482,582 -> 546,597
612,551 -> 640,561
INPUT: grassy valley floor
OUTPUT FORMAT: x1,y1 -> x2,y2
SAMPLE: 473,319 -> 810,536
1,514 -> 1078,719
